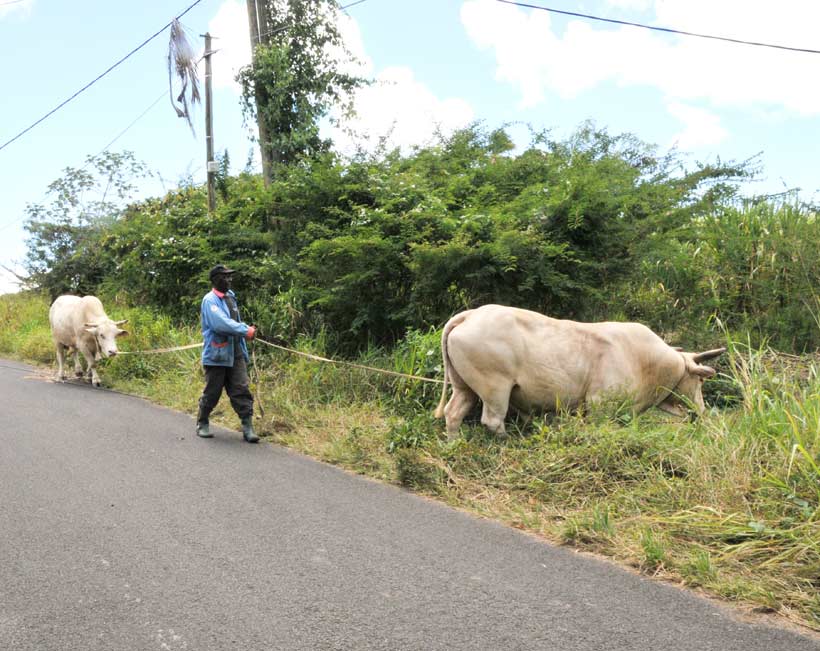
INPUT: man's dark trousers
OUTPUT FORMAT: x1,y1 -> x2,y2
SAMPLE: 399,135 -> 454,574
199,353 -> 254,420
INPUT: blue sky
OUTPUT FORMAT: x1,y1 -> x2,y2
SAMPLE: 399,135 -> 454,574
2,0 -> 819,293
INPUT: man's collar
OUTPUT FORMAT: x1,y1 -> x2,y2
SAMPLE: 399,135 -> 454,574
212,288 -> 226,298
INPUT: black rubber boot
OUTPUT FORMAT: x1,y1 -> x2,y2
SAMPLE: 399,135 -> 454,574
196,405 -> 212,438
241,416 -> 259,443
196,419 -> 212,438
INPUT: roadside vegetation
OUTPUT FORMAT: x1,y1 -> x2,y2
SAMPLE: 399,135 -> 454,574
2,279 -> 819,630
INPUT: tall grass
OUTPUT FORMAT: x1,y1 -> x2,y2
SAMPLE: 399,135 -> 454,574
378,336 -> 820,630
2,291 -> 819,630
0,292 -> 54,363
625,201 -> 820,352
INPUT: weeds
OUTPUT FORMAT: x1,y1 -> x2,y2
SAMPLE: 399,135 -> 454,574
640,528 -> 666,571
682,549 -> 718,586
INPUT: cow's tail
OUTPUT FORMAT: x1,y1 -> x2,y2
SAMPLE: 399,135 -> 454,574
434,311 -> 470,419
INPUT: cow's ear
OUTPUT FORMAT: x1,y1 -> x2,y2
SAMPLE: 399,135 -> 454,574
117,329 -> 129,337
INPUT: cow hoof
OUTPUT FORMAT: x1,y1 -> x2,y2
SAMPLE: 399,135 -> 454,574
74,371 -> 84,378
92,380 -> 101,387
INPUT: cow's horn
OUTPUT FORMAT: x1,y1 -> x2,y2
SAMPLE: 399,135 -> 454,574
84,322 -> 99,328
114,319 -> 128,326
693,347 -> 727,363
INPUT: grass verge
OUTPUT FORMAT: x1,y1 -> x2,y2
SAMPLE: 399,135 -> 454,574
2,291 -> 818,631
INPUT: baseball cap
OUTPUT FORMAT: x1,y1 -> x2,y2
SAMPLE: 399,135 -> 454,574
209,264 -> 236,280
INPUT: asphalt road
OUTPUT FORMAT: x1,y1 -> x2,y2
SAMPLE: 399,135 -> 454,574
1,358 -> 818,651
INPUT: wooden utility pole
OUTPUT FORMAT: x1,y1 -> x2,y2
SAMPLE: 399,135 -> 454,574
246,0 -> 273,186
203,32 -> 216,213
246,0 -> 263,45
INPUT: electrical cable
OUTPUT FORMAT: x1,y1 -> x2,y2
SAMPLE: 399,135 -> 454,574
0,89 -> 168,236
340,0 -> 368,11
92,91 -> 168,159
1,0 -> 373,236
0,0 -> 366,279
496,0 -> 820,55
0,0 -> 206,154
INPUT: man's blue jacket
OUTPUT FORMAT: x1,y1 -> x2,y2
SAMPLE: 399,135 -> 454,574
200,289 -> 250,366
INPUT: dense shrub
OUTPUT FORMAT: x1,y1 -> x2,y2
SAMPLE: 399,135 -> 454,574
26,122 -> 820,355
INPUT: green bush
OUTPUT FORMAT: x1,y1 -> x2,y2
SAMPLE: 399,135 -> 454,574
23,122 -> 760,354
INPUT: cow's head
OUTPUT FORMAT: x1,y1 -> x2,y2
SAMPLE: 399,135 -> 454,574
658,347 -> 726,417
85,319 -> 129,359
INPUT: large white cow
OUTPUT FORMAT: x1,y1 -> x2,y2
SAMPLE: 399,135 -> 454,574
434,304 -> 725,438
49,295 -> 128,386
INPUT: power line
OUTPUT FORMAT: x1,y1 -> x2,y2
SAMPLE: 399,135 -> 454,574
340,0 -> 369,11
0,50 -> 211,237
496,0 -> 820,55
0,0 -> 373,239
0,0 -> 206,155
0,88 -> 169,291
93,91 -> 168,157
0,89 -> 167,236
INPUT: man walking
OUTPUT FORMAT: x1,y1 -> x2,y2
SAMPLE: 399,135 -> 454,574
196,264 -> 259,443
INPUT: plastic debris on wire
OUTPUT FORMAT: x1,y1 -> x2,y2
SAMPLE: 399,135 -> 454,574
167,18 -> 201,134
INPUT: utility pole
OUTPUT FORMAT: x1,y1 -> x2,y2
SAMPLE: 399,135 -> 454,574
203,32 -> 216,213
246,0 -> 273,186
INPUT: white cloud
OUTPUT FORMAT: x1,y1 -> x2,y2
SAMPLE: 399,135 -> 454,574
207,0 -> 473,154
331,9 -> 373,78
460,0 -> 554,108
605,0 -> 653,10
0,0 -> 33,20
332,67 -> 474,155
329,15 -> 473,154
461,0 -> 820,118
666,101 -> 727,149
207,0 -> 252,92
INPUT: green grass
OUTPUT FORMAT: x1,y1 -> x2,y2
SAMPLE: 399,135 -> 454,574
2,290 -> 819,631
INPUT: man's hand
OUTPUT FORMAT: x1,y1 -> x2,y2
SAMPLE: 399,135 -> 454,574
246,325 -> 257,340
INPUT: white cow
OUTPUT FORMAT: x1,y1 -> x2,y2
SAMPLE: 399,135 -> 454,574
49,295 -> 128,386
434,304 -> 725,438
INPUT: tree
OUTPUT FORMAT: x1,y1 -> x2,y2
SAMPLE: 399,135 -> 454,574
239,0 -> 367,183
24,151 -> 149,297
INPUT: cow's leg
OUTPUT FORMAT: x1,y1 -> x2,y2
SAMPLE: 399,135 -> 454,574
479,382 -> 514,436
89,362 -> 101,387
444,385 -> 478,440
79,345 -> 100,386
54,343 -> 67,380
71,348 -> 84,377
